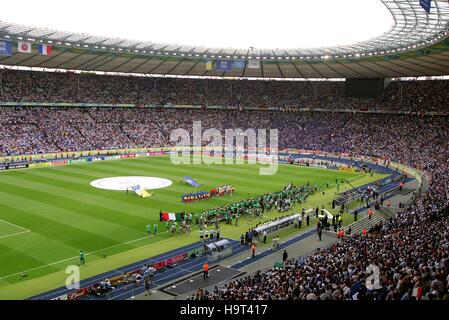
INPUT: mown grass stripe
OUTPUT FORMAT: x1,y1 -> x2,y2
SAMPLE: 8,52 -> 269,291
0,155 -> 382,292
0,189 -> 141,242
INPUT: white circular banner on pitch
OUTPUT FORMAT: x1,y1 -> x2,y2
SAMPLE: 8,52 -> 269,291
90,176 -> 172,191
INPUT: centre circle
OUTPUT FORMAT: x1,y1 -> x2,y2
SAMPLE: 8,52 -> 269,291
90,176 -> 173,191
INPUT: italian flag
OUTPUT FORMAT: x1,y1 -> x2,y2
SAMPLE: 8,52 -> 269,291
412,287 -> 423,300
161,212 -> 176,221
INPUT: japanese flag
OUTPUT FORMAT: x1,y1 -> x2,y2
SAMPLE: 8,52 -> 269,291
18,42 -> 32,53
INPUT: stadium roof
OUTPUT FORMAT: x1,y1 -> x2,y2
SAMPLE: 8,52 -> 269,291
0,0 -> 449,79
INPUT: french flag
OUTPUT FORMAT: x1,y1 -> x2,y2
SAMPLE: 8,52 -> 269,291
38,44 -> 52,55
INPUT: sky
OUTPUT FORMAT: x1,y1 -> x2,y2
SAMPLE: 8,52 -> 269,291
0,0 -> 394,49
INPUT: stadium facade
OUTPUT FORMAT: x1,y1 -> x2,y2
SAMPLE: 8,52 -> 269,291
0,0 -> 449,78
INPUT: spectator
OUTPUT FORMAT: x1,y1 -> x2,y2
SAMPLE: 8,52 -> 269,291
282,250 -> 288,262
203,262 -> 209,279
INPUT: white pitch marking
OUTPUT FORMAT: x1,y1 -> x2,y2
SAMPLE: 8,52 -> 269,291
0,233 -> 165,281
0,218 -> 30,232
90,176 -> 172,191
0,218 -> 31,240
0,229 -> 30,240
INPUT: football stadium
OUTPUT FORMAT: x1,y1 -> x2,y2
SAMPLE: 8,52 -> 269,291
0,0 -> 448,309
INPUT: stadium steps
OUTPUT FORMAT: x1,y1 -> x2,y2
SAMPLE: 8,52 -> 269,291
35,124 -> 54,151
37,125 -> 62,152
396,188 -> 415,196
378,206 -> 398,219
330,209 -> 390,236
347,212 -> 385,235
73,118 -> 95,149
120,124 -> 137,145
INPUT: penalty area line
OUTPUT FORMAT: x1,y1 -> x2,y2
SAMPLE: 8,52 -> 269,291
0,218 -> 30,232
0,218 -> 31,240
0,232 -> 170,281
0,230 -> 30,240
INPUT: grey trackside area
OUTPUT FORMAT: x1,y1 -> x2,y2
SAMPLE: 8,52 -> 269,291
134,173 -> 423,300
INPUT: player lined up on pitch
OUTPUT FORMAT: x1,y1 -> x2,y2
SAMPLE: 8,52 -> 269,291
199,183 -> 314,224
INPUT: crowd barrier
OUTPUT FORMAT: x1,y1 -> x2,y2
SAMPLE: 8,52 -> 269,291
52,251 -> 190,300
1,102 -> 447,116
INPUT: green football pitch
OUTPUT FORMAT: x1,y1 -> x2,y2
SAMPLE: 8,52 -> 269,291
0,155 -> 385,298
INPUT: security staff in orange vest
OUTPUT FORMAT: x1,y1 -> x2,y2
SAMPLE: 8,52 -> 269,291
203,262 -> 209,279
340,229 -> 345,239
251,243 -> 256,258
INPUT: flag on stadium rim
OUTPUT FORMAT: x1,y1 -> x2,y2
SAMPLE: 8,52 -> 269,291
205,60 -> 213,71
0,40 -> 13,56
18,41 -> 32,53
161,212 -> 177,221
233,60 -> 245,69
38,44 -> 52,55
419,0 -> 431,13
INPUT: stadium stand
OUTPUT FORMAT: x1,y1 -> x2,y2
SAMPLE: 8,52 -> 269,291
0,71 -> 448,301
0,70 -> 449,111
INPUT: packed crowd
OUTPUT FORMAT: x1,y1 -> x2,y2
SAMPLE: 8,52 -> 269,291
202,205 -> 448,300
1,107 -> 448,162
1,69 -> 449,111
193,116 -> 447,301
1,71 -> 448,300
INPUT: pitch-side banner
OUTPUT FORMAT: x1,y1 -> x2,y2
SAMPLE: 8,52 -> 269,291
152,252 -> 188,270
